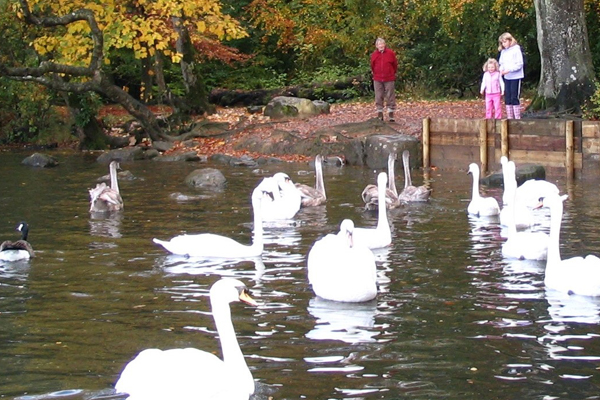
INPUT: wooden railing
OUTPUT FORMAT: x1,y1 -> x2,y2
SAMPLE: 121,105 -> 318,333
422,118 -> 600,178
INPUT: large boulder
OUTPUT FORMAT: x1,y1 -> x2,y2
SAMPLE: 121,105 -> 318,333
364,135 -> 421,169
232,118 -> 406,166
185,168 -> 226,189
264,96 -> 329,119
153,151 -> 203,162
97,147 -> 158,163
21,153 -> 59,168
481,164 -> 547,187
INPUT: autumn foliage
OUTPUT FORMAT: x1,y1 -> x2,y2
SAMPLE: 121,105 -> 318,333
18,0 -> 248,64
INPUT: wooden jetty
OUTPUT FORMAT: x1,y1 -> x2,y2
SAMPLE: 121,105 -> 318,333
421,118 -> 600,179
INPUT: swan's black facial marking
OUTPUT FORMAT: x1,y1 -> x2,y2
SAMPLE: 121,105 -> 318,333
262,190 -> 275,201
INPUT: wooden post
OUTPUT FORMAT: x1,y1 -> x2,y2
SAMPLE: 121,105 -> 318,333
565,120 -> 574,180
422,118 -> 430,169
501,119 -> 509,159
479,119 -> 488,173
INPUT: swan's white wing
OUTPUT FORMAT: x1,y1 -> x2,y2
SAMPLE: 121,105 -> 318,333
308,230 -> 377,303
116,348 -> 249,400
153,233 -> 259,258
468,197 -> 500,217
260,175 -> 301,220
546,256 -> 600,296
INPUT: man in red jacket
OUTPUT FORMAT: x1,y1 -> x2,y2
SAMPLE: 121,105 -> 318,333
370,38 -> 398,122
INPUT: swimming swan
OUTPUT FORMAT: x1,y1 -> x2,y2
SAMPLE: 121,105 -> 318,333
362,153 -> 399,210
499,159 -> 533,229
89,161 -> 123,213
115,278 -> 257,400
296,155 -> 327,207
0,222 -> 35,261
307,219 -> 377,302
467,163 -> 500,217
397,150 -> 431,203
501,183 -> 548,260
541,194 -> 600,296
354,172 -> 392,249
153,182 -> 271,258
260,172 -> 302,220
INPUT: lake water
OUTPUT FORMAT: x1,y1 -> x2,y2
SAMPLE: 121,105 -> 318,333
1,150 -> 600,399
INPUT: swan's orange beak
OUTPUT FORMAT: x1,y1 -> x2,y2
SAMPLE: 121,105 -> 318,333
534,197 -> 544,209
239,289 -> 258,307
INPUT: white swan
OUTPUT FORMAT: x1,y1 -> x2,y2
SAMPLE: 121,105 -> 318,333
153,181 -> 270,258
542,194 -> 600,296
354,172 -> 392,249
467,163 -> 500,217
501,183 -> 548,260
362,153 -> 399,210
307,219 -> 377,302
260,172 -> 302,220
397,150 -> 431,203
515,178 -> 560,209
0,222 -> 35,261
89,161 -> 123,213
115,278 -> 257,400
499,160 -> 533,229
296,155 -> 327,207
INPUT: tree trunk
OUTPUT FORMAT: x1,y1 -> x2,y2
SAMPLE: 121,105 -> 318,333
96,72 -> 167,141
173,17 -> 211,115
531,0 -> 595,113
140,56 -> 153,104
153,52 -> 177,112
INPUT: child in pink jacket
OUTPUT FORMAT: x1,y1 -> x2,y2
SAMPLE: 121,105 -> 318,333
480,58 -> 505,119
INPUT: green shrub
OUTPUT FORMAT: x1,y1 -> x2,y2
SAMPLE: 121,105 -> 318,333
0,79 -> 68,144
582,80 -> 600,120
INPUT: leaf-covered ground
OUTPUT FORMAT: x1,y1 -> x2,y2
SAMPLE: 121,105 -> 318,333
173,99 -> 489,162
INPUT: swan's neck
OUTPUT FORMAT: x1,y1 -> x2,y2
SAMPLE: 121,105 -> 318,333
506,191 -> 518,236
110,163 -> 120,194
503,166 -> 517,205
377,179 -> 389,230
212,300 -> 248,370
403,154 -> 412,188
506,205 -> 518,236
471,169 -> 481,200
504,182 -> 516,205
388,155 -> 398,196
315,158 -> 326,198
546,201 -> 563,267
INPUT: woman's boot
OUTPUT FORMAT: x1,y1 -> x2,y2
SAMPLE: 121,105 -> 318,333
513,105 -> 521,119
505,105 -> 514,119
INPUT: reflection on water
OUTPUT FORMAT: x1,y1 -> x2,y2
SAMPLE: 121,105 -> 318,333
89,212 -> 123,238
157,255 -> 267,282
544,289 -> 600,325
306,297 -> 379,344
0,259 -> 30,281
2,152 -> 600,399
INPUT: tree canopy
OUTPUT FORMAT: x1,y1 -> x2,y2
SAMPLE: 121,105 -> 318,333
1,0 -> 600,147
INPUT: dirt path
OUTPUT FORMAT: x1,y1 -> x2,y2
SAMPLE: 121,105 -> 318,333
169,99 -> 488,162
